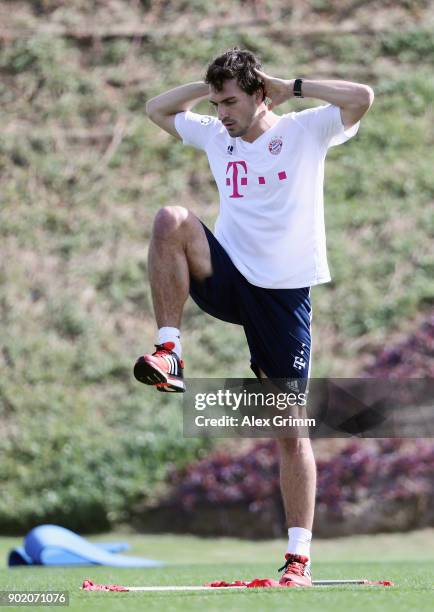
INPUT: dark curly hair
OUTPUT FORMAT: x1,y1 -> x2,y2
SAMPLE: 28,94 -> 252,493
205,48 -> 265,100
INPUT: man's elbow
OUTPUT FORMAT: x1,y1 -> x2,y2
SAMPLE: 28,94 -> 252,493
145,99 -> 158,119
360,85 -> 375,109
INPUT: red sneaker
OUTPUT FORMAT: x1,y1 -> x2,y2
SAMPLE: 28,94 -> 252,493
133,342 -> 185,393
278,553 -> 312,587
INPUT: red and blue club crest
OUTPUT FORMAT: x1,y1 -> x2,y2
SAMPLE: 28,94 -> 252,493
268,136 -> 283,155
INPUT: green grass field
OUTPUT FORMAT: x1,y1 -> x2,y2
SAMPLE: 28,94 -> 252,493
0,531 -> 433,611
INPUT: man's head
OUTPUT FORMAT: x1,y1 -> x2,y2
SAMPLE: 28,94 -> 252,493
205,48 -> 266,137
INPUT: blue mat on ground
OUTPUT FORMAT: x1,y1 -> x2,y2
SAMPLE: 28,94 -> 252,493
8,524 -> 164,568
9,541 -> 130,566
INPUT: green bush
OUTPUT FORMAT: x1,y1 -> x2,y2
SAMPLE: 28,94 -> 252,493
380,29 -> 434,63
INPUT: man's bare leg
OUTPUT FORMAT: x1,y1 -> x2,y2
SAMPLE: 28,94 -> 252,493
148,206 -> 212,327
277,437 -> 316,531
134,206 -> 212,389
258,369 -> 316,532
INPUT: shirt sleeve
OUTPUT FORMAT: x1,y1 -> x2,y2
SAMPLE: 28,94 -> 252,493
174,110 -> 221,151
294,104 -> 359,150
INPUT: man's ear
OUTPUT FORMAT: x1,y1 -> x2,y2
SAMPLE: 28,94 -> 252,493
255,87 -> 265,105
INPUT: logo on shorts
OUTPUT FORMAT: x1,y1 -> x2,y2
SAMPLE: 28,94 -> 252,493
293,356 -> 306,371
200,116 -> 212,125
268,136 -> 283,155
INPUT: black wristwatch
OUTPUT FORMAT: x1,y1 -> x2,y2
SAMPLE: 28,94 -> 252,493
293,78 -> 303,98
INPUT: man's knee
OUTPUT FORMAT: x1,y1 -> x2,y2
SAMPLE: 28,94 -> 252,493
153,206 -> 189,240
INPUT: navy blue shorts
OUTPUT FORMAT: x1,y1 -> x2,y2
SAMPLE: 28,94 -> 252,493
189,223 -> 312,379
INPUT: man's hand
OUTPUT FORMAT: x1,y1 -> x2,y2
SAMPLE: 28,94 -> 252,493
255,69 -> 294,110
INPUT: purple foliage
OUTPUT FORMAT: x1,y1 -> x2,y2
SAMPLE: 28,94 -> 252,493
166,439 -> 434,518
316,440 -> 434,516
362,312 -> 434,377
167,441 -> 280,512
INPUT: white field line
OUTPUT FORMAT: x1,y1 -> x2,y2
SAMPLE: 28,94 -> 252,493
128,586 -> 244,591
85,579 -> 389,592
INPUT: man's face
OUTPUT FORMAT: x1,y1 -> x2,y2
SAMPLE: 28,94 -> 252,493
209,79 -> 262,137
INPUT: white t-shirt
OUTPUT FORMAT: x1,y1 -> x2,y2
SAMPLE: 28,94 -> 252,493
174,104 -> 359,289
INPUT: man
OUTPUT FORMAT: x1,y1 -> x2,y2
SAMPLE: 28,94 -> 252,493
134,48 -> 374,586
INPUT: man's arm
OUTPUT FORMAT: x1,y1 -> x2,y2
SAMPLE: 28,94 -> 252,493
146,82 -> 209,139
294,80 -> 374,129
255,70 -> 374,129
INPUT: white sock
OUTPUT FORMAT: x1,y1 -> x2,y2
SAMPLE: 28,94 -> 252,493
158,327 -> 182,358
287,527 -> 312,559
